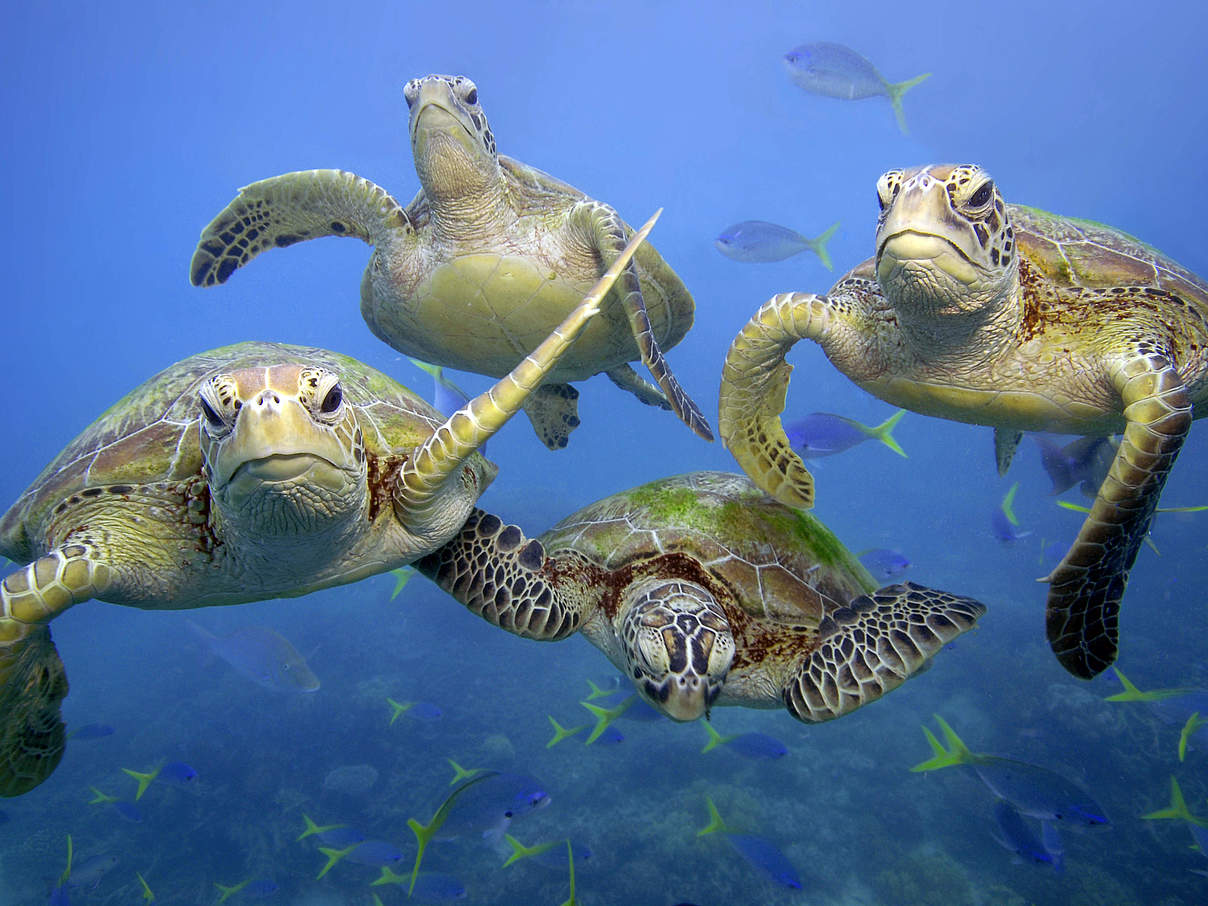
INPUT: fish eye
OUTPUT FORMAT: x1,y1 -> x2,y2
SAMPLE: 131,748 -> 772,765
200,398 -> 225,427
969,181 -> 994,208
320,384 -> 343,414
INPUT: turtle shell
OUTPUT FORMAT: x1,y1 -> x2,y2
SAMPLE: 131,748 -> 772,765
1008,205 -> 1208,303
386,156 -> 695,382
0,341 -> 443,563
538,470 -> 876,629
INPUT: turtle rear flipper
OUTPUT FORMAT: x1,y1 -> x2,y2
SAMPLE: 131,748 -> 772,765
605,364 -> 671,410
189,169 -> 413,287
522,384 -> 581,450
569,201 -> 713,442
785,582 -> 986,723
1046,353 -> 1192,679
0,625 -> 68,797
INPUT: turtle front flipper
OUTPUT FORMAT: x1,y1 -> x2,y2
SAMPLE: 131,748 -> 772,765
785,582 -> 986,723
1045,354 -> 1192,679
605,364 -> 672,410
568,201 -> 713,442
189,169 -> 413,287
719,292 -> 849,509
414,509 -> 583,641
0,625 -> 68,796
522,383 -> 581,450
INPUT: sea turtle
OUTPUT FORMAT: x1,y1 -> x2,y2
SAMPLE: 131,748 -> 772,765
718,163 -> 1208,680
414,471 -> 985,723
188,73 -> 712,450
0,226 -> 648,796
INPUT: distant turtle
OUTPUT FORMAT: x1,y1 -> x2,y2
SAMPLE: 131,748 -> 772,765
0,230 -> 646,796
718,163 -> 1208,680
189,73 -> 712,450
415,471 -> 985,723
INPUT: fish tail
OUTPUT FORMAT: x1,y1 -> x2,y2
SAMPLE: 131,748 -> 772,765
386,697 -> 412,725
697,795 -> 728,836
502,833 -> 558,868
868,409 -> 907,457
370,864 -> 408,887
546,715 -> 585,748
315,844 -> 357,880
407,771 -> 499,895
298,813 -> 320,840
1000,482 -> 1021,527
910,716 -> 972,771
408,357 -> 442,380
584,678 -> 611,700
560,838 -> 577,906
1103,667 -> 1192,702
701,722 -> 733,754
1142,775 -> 1208,825
137,871 -> 154,901
122,767 -> 159,801
446,757 -> 481,784
886,72 -> 931,135
388,566 -> 416,601
1180,713 -> 1208,762
88,786 -> 116,804
60,833 -> 72,884
214,879 -> 250,903
580,697 -> 632,744
805,221 -> 841,271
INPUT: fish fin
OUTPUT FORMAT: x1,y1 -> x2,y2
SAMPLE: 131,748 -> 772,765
386,697 -> 412,725
370,864 -> 408,887
560,838 -> 577,906
546,716 -> 585,748
696,795 -> 728,836
1000,482 -> 1021,527
408,358 -> 442,380
885,72 -> 931,135
805,221 -> 841,271
994,429 -> 1023,476
88,786 -> 116,804
580,697 -> 633,744
1180,713 -> 1208,763
388,566 -> 416,601
1142,775 -> 1208,825
1143,535 -> 1161,557
407,771 -> 500,893
910,716 -> 972,771
215,879 -> 250,903
60,834 -> 72,884
869,409 -> 907,457
1057,500 -> 1092,513
137,871 -> 154,901
701,721 -> 733,753
1103,667 -> 1192,702
122,766 -> 159,800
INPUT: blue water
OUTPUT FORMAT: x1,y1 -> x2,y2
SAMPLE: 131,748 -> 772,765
3,1 -> 1208,903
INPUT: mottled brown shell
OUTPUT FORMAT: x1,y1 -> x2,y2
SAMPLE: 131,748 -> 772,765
538,471 -> 876,631
0,341 -> 442,561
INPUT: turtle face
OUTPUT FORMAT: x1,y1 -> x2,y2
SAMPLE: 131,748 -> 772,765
404,74 -> 498,201
618,578 -> 735,721
200,365 -> 366,537
874,164 -> 1016,316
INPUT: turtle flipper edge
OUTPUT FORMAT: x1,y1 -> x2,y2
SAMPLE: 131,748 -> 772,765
571,201 -> 714,442
785,582 -> 986,723
189,169 -> 412,287
0,626 -> 68,797
414,509 -> 583,641
1045,353 -> 1192,679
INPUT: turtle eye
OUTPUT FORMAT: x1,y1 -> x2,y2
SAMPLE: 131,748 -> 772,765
200,398 -> 225,428
969,181 -> 994,209
320,384 -> 343,414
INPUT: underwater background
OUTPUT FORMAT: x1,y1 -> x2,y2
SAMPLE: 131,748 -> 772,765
3,0 -> 1208,903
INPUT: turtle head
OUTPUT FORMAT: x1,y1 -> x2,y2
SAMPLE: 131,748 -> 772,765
617,578 -> 734,721
404,74 -> 499,203
200,364 -> 366,538
875,164 -> 1017,319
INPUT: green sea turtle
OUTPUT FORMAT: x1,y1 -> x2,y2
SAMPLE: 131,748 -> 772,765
189,73 -> 712,450
0,224 -> 649,797
415,471 -> 985,723
718,163 -> 1208,680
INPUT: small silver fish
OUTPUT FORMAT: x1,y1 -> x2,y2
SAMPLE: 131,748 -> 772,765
715,220 -> 839,269
187,620 -> 320,692
783,42 -> 930,134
